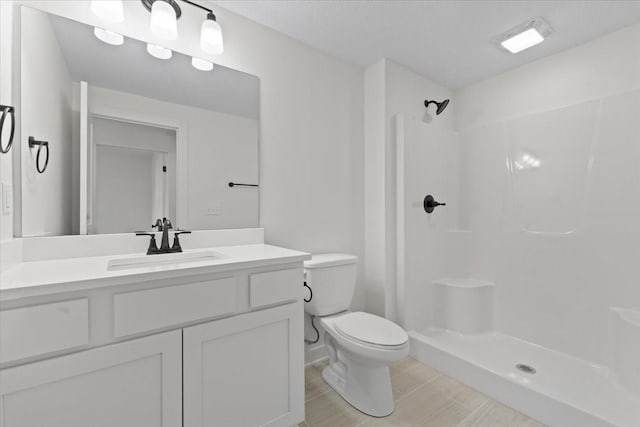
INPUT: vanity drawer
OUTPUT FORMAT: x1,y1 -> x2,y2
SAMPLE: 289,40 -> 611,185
114,277 -> 237,337
0,299 -> 89,364
249,268 -> 301,308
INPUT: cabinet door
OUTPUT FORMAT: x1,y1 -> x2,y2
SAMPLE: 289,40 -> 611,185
184,303 -> 304,427
0,330 -> 182,427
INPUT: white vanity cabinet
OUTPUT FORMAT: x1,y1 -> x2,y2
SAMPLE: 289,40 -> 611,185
0,259 -> 306,427
183,303 -> 303,427
0,330 -> 182,427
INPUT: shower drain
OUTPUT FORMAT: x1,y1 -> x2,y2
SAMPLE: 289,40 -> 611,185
516,364 -> 537,374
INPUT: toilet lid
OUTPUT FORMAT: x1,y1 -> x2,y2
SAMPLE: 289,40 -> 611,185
334,312 -> 408,347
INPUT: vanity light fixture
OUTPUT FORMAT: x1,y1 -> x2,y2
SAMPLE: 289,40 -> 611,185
147,43 -> 173,59
90,0 -> 124,23
200,12 -> 224,55
192,57 -> 214,71
93,27 -> 124,46
495,18 -> 552,54
142,0 -> 224,55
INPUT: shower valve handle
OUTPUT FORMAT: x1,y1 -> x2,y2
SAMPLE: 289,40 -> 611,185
424,195 -> 446,214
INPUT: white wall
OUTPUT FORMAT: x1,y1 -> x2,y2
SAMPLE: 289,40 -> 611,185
20,6 -> 73,236
363,59 -> 386,317
386,61 -> 455,132
423,23 -> 640,367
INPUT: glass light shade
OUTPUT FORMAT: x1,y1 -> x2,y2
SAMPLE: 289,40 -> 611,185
147,43 -> 172,60
93,27 -> 124,46
192,57 -> 214,71
90,0 -> 124,23
200,17 -> 224,55
150,0 -> 178,40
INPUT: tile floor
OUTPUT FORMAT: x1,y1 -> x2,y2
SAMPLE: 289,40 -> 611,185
300,357 -> 543,427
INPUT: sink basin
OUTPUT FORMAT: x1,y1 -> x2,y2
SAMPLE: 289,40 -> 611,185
107,251 -> 222,271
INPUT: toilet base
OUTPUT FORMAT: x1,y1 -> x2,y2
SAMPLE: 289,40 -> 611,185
322,355 -> 395,417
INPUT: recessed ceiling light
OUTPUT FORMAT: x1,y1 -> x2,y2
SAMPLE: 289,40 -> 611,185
495,18 -> 552,54
146,43 -> 172,59
93,27 -> 124,46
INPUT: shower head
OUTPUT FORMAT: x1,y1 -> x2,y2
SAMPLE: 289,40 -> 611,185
424,99 -> 450,115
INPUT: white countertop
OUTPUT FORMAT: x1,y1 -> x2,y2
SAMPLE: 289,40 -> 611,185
1,244 -> 310,301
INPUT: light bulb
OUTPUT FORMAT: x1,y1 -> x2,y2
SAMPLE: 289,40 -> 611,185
94,27 -> 124,46
147,43 -> 172,60
200,13 -> 224,55
150,0 -> 178,40
192,57 -> 214,71
90,0 -> 124,23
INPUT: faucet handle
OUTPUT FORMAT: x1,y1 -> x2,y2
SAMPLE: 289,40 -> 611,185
136,232 -> 159,255
171,230 -> 190,252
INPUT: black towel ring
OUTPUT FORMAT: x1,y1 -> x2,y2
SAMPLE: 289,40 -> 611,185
29,136 -> 49,174
0,105 -> 15,154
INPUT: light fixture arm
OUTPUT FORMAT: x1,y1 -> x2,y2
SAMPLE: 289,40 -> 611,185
141,0 -> 215,20
180,0 -> 213,15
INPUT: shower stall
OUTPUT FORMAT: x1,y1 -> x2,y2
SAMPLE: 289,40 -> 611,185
394,61 -> 640,425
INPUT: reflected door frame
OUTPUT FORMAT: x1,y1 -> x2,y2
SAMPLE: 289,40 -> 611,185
79,81 -> 188,235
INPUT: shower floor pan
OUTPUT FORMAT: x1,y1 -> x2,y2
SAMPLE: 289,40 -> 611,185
409,329 -> 639,427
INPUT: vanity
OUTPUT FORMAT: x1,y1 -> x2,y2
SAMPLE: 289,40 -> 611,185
0,230 -> 310,427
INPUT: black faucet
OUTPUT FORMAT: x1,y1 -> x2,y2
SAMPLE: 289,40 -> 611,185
136,218 -> 191,255
159,217 -> 172,250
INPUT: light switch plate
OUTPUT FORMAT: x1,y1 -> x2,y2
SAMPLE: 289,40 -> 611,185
2,183 -> 12,214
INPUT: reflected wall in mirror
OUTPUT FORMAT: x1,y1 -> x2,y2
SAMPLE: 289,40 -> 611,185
18,7 -> 259,237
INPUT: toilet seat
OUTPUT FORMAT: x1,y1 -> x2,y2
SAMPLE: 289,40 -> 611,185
334,312 -> 408,349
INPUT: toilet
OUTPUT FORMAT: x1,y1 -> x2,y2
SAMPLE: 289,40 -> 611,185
304,253 -> 409,417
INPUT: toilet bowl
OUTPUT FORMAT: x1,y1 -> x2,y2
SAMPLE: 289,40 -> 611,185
319,311 -> 409,416
303,253 -> 410,416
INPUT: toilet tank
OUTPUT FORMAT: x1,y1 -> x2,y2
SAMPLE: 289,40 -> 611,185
304,254 -> 358,317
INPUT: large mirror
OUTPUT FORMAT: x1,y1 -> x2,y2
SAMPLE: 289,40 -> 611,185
17,7 -> 259,237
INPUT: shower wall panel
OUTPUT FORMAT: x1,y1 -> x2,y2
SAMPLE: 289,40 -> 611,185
398,89 -> 640,368
395,114 -> 463,330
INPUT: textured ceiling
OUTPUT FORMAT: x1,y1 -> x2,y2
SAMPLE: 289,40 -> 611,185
212,0 -> 640,88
